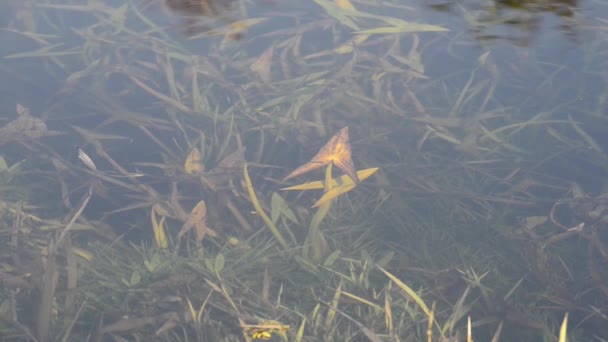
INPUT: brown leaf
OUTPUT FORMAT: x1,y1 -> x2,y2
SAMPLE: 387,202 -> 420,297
184,147 -> 205,175
250,46 -> 274,84
178,200 -> 207,239
284,126 -> 359,184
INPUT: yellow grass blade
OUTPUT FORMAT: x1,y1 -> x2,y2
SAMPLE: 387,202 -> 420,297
325,281 -> 342,330
151,205 -> 168,248
384,289 -> 394,337
295,319 -> 306,342
186,297 -> 197,323
312,168 -> 379,207
335,34 -> 370,54
356,22 -> 448,34
342,291 -> 384,311
559,312 -> 568,342
72,247 -> 94,261
282,167 -> 379,191
377,266 -> 431,317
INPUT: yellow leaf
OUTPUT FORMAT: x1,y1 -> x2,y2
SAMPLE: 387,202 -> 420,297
356,22 -> 448,35
184,147 -> 204,175
151,205 -> 168,248
334,0 -> 355,10
334,34 -> 369,54
377,266 -> 431,317
282,168 -> 379,191
312,183 -> 354,207
72,247 -> 93,261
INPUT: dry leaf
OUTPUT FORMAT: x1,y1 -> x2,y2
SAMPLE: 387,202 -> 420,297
251,46 -> 274,84
284,126 -> 359,184
184,147 -> 205,174
178,200 -> 207,239
178,200 -> 217,242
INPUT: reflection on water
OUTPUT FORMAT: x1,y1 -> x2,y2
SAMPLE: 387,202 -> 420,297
425,0 -> 580,45
159,0 -> 240,38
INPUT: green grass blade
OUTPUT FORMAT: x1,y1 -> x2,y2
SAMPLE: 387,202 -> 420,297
243,164 -> 289,250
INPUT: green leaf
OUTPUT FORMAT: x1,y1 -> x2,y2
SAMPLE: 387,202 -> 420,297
130,271 -> 141,286
144,253 -> 160,272
271,193 -> 298,224
205,258 -> 215,273
214,253 -> 225,275
244,164 -> 289,249
323,250 -> 341,267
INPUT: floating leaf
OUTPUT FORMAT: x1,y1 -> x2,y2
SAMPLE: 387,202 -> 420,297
282,167 -> 379,191
184,147 -> 204,175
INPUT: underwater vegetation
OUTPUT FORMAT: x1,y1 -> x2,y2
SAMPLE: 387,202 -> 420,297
1,0 -> 608,341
